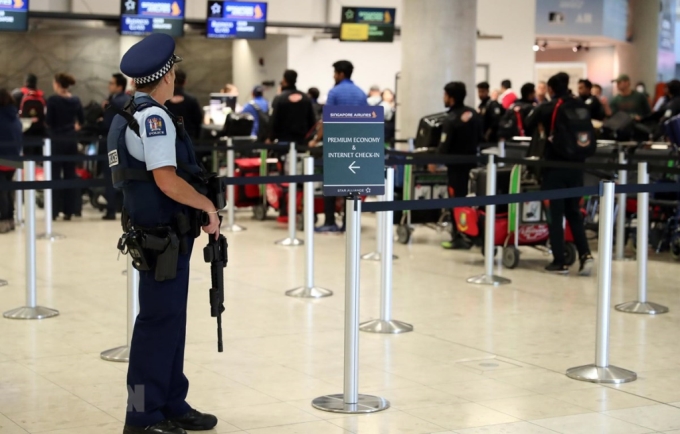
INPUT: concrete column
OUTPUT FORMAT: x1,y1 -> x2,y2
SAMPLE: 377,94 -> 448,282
398,0 -> 477,141
614,0 -> 659,89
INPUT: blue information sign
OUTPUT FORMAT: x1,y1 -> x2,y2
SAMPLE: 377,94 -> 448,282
207,1 -> 267,39
0,0 -> 29,32
120,0 -> 185,37
323,106 -> 385,197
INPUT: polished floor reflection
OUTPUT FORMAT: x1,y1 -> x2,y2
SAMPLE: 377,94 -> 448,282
1,207 -> 680,433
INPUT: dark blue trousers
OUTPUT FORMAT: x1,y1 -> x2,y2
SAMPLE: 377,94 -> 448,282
125,238 -> 194,427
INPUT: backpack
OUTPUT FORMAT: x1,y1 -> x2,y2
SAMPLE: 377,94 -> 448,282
548,97 -> 596,162
250,101 -> 271,142
498,102 -> 533,139
19,88 -> 46,122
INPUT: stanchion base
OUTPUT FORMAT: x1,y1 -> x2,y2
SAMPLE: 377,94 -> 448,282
275,238 -> 304,246
286,286 -> 333,298
223,224 -> 247,233
122,269 -> 127,276
360,319 -> 413,334
311,394 -> 390,414
466,274 -> 511,286
361,252 -> 399,261
0,279 -> 7,287
3,306 -> 59,320
566,364 -> 637,384
615,301 -> 669,315
36,233 -> 65,241
100,345 -> 130,363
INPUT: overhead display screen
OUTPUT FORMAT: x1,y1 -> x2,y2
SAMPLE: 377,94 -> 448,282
120,0 -> 185,37
340,7 -> 395,43
207,1 -> 267,39
0,0 -> 29,32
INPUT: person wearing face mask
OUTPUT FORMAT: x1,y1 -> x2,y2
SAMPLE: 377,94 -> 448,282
428,82 -> 483,250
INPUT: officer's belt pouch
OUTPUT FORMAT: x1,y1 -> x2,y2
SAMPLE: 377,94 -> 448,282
152,231 -> 180,282
174,212 -> 191,254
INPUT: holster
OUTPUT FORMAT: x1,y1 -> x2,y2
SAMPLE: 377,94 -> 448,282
117,225 -> 180,282
151,231 -> 179,282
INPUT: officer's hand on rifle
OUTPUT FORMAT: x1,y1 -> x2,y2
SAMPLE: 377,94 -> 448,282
203,211 -> 221,239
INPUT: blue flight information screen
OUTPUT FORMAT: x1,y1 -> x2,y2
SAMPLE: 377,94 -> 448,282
207,1 -> 267,39
0,0 -> 29,32
120,0 -> 185,37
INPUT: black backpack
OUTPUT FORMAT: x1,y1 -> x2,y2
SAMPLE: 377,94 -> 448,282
548,97 -> 596,162
251,102 -> 271,142
498,102 -> 532,139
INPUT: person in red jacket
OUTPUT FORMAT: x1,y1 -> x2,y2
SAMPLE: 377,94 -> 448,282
499,79 -> 518,109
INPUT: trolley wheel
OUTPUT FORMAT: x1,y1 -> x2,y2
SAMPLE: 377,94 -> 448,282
252,204 -> 267,221
565,242 -> 578,266
397,225 -> 411,244
502,247 -> 520,269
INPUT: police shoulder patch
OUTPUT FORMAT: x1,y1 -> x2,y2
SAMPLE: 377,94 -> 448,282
145,114 -> 167,137
461,111 -> 473,122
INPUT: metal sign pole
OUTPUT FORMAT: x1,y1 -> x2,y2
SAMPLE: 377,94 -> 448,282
224,138 -> 246,232
615,162 -> 668,315
467,155 -> 511,286
312,196 -> 389,413
101,256 -> 140,362
615,150 -> 627,260
360,168 -> 412,334
276,142 -> 303,246
286,157 -> 332,298
4,161 -> 59,320
37,139 -> 63,241
361,194 -> 384,261
567,181 -> 637,384
15,168 -> 23,227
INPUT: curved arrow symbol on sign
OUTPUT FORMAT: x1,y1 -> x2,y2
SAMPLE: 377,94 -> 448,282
349,161 -> 360,174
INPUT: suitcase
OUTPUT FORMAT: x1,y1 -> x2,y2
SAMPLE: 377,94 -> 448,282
415,112 -> 449,149
470,167 -> 513,213
222,113 -> 255,137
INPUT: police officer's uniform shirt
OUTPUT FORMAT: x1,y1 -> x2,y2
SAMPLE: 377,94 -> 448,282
125,92 -> 177,170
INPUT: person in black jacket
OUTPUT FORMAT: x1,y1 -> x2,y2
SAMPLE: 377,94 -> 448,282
524,72 -> 594,275
577,79 -> 605,121
165,69 -> 203,140
498,83 -> 537,139
269,70 -> 317,145
641,79 -> 680,134
477,81 -> 505,142
0,89 -> 22,233
429,81 -> 483,250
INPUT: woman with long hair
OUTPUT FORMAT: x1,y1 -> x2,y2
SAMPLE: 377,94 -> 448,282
46,73 -> 84,220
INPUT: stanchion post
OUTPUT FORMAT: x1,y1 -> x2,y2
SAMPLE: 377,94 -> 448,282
37,138 -> 63,241
224,138 -> 246,232
15,168 -> 23,227
286,157 -> 332,298
567,181 -> 637,384
361,193 -> 384,261
360,168 -> 412,334
615,150 -> 627,260
101,256 -> 140,362
276,142 -> 303,246
312,196 -> 389,414
467,155 -> 511,286
615,162 -> 668,315
3,161 -> 59,320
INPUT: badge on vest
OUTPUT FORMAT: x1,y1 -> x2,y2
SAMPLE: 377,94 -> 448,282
145,115 -> 167,137
108,150 -> 119,167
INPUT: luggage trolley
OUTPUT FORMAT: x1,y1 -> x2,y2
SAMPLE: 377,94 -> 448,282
395,157 -> 450,244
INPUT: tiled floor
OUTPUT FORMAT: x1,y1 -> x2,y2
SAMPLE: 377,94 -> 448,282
1,206 -> 680,433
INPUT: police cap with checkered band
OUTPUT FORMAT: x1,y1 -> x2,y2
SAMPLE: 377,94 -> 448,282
120,33 -> 183,87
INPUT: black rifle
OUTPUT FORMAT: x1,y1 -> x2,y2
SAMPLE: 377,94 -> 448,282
203,231 -> 228,352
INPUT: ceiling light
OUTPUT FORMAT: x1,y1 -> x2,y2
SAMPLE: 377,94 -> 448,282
533,40 -> 540,52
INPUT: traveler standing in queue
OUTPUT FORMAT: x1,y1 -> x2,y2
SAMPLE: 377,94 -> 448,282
499,79 -> 518,109
101,73 -> 131,220
269,70 -> 316,221
309,60 -> 368,234
536,81 -> 549,104
428,82 -> 483,250
0,89 -> 22,233
165,70 -> 203,140
498,83 -> 537,140
610,74 -> 651,118
14,73 -> 47,155
577,79 -> 605,121
46,73 -> 84,221
109,34 -> 220,434
307,87 -> 323,121
641,79 -> 680,136
242,85 -> 270,140
477,81 -> 504,142
524,72 -> 594,275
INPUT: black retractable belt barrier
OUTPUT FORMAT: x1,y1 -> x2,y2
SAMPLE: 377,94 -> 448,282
0,178 -> 107,191
221,174 -> 322,186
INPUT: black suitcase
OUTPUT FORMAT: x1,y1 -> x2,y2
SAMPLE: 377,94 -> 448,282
470,166 -> 513,213
415,112 -> 449,149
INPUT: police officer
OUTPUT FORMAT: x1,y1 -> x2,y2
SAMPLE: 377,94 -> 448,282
108,34 -> 220,434
429,82 -> 483,250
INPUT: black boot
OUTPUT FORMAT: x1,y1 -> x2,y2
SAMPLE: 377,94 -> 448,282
171,409 -> 218,431
123,420 -> 186,434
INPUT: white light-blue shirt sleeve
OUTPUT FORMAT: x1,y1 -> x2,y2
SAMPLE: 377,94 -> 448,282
138,107 -> 177,171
